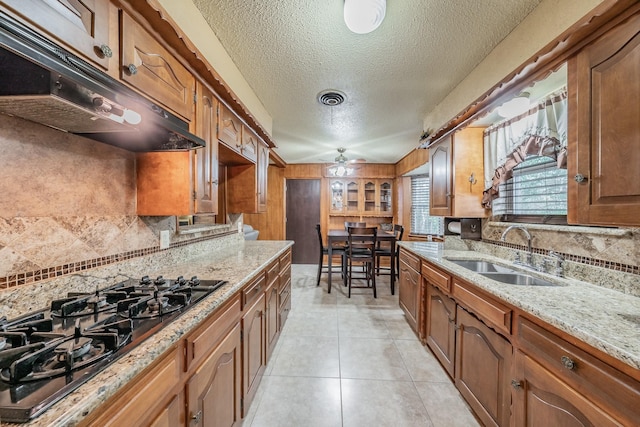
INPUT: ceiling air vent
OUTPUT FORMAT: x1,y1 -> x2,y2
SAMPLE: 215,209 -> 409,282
317,90 -> 346,106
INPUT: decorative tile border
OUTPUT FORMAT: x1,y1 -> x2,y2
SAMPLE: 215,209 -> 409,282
0,231 -> 237,289
486,239 -> 640,275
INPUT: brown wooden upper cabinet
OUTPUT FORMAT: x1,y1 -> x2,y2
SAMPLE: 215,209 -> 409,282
429,127 -> 488,218
241,125 -> 259,163
217,102 -> 244,155
329,178 -> 393,217
568,10 -> 640,227
120,11 -> 195,121
194,82 -> 219,214
1,0 -> 113,71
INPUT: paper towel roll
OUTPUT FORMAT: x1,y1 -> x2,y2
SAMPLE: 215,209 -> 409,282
447,221 -> 461,234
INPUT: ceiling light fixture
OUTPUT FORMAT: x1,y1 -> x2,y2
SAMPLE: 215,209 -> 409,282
328,148 -> 355,177
344,0 -> 386,34
497,92 -> 531,119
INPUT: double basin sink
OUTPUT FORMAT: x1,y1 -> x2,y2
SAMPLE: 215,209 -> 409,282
446,259 -> 560,287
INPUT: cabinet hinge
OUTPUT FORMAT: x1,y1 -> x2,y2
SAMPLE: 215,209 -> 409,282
192,190 -> 197,201
240,397 -> 244,414
240,330 -> 243,342
193,92 -> 197,104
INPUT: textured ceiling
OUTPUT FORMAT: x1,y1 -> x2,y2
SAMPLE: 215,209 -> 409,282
192,0 -> 543,164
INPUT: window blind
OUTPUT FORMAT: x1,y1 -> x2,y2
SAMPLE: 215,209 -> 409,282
492,156 -> 567,218
411,175 -> 444,235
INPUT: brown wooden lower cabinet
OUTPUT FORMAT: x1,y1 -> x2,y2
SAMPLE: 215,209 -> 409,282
82,248 -> 293,426
82,344 -> 184,426
405,254 -> 639,427
512,350 -> 621,426
241,291 -> 266,417
186,323 -> 242,427
455,306 -> 512,427
425,283 -> 456,378
398,249 -> 421,333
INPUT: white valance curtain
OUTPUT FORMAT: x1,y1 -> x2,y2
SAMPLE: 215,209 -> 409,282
482,88 -> 568,208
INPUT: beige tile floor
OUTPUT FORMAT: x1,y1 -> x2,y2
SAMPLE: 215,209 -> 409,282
242,264 -> 481,427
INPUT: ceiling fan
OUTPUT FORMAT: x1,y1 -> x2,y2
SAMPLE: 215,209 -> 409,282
326,148 -> 365,177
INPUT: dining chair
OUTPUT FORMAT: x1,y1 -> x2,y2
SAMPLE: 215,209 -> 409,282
375,224 -> 404,279
345,226 -> 378,298
316,224 -> 346,288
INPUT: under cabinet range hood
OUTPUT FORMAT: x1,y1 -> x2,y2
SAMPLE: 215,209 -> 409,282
0,12 -> 205,151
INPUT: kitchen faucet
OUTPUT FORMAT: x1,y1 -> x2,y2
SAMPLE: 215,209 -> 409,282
548,250 -> 564,277
500,225 -> 533,266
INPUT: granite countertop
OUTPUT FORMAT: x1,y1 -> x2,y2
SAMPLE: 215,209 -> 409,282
398,241 -> 640,372
14,240 -> 293,427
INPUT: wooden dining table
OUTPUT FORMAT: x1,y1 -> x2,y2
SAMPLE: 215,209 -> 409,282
326,229 -> 397,295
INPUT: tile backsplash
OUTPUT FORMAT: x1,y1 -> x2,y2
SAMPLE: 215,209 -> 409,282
0,114 -> 239,289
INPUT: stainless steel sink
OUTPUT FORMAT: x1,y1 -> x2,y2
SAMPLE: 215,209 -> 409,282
479,272 -> 559,286
446,259 -> 515,273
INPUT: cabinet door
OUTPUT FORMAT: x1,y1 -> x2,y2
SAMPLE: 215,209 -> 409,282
512,351 -> 621,427
569,11 -> 640,226
241,125 -> 259,163
378,179 -> 393,214
426,284 -> 456,378
186,323 -> 242,427
345,180 -> 361,213
194,83 -> 219,214
363,180 -> 377,213
149,392 -> 185,427
266,283 -> 279,361
398,250 -> 421,333
257,141 -> 269,212
455,306 -> 511,427
452,127 -> 488,217
1,0 -> 112,70
330,180 -> 345,213
429,135 -> 452,216
218,103 -> 243,154
242,292 -> 266,416
120,12 -> 194,120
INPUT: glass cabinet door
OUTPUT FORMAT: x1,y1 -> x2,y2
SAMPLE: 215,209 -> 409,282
346,180 -> 360,213
364,180 -> 376,212
330,180 -> 345,212
379,180 -> 392,213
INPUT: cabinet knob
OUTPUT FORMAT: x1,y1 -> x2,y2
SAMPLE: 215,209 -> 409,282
511,379 -> 522,389
561,355 -> 576,370
191,410 -> 202,424
125,63 -> 138,75
98,44 -> 113,58
574,174 -> 588,183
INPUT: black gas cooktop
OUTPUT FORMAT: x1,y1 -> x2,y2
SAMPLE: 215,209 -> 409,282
0,275 -> 227,423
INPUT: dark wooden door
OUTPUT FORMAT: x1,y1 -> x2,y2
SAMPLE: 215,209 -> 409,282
285,179 -> 321,264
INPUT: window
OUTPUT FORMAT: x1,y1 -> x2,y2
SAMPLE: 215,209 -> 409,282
492,156 -> 567,223
411,175 -> 444,235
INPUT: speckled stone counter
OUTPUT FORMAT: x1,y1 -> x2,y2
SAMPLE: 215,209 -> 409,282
3,239 -> 293,427
398,241 -> 640,372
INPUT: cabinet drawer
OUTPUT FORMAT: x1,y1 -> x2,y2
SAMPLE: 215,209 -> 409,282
279,249 -> 292,270
452,279 -> 511,336
186,295 -> 241,372
399,249 -> 420,272
266,259 -> 280,288
517,316 -> 640,426
242,273 -> 266,308
422,261 -> 451,293
279,292 -> 291,330
278,263 -> 291,291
